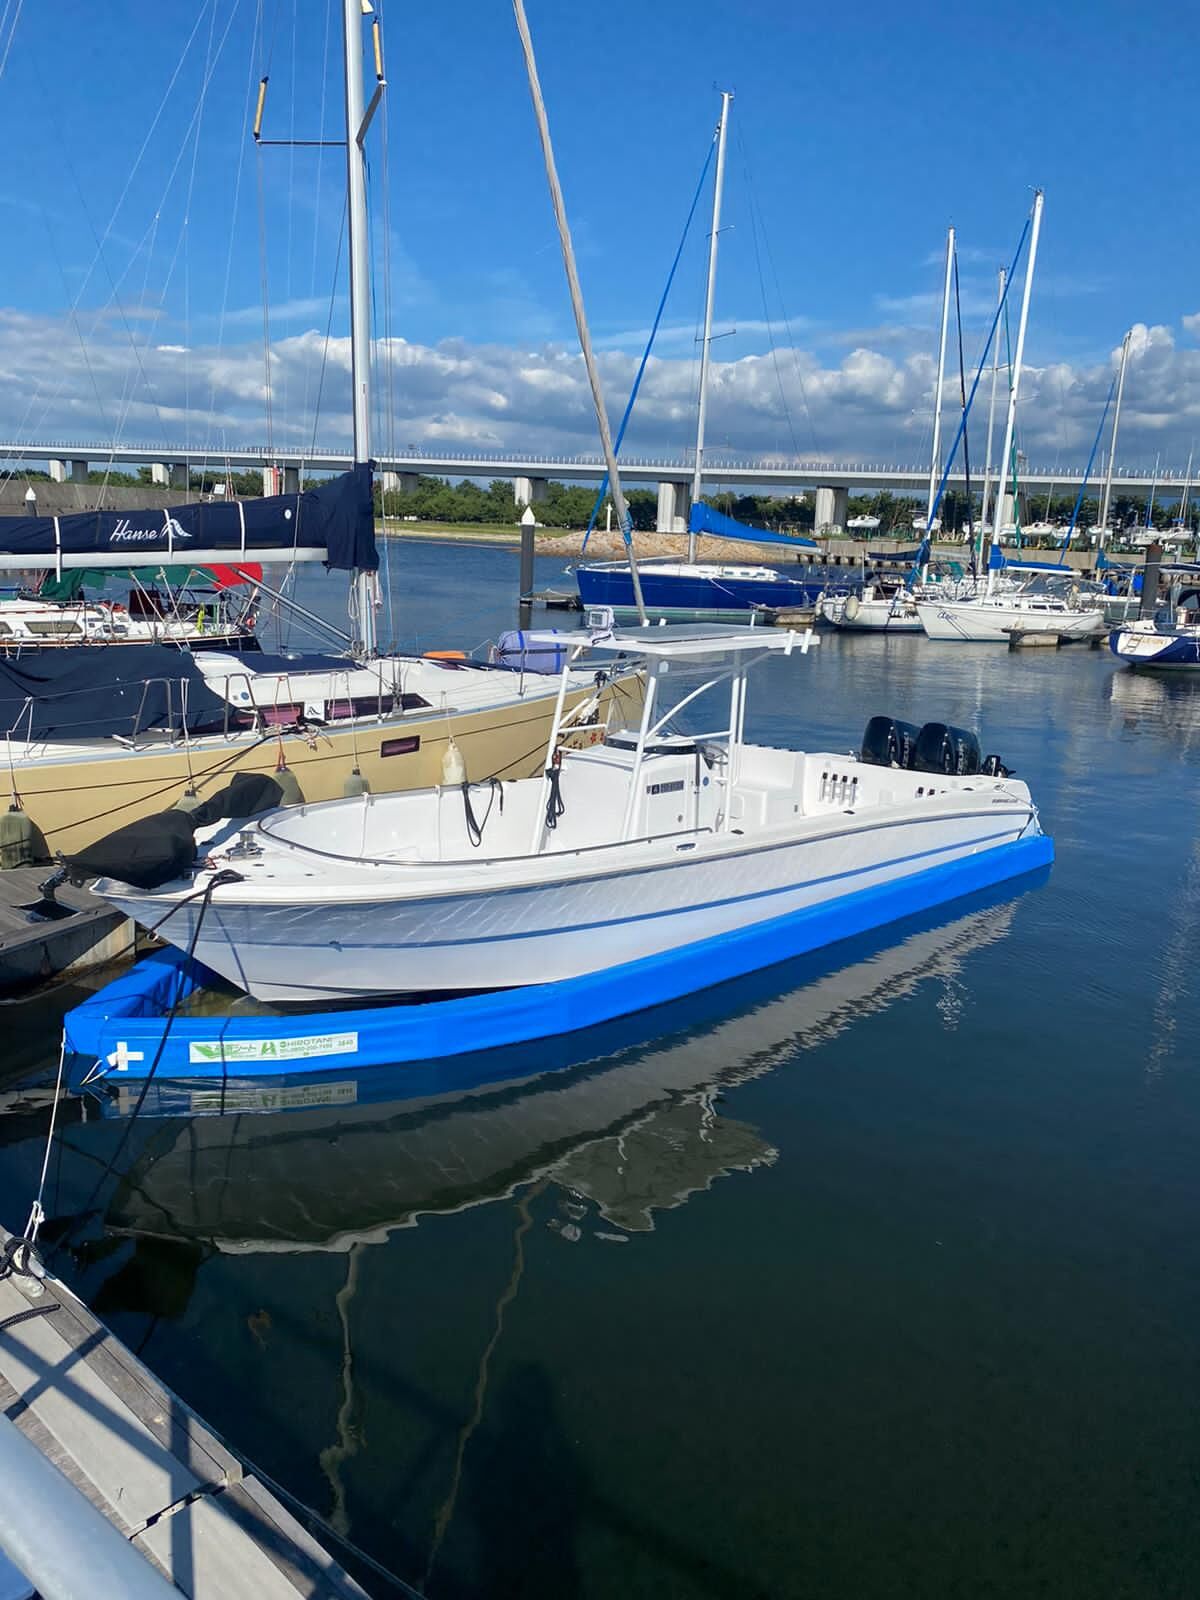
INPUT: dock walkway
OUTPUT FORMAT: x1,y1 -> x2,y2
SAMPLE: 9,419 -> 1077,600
0,1230 -> 375,1597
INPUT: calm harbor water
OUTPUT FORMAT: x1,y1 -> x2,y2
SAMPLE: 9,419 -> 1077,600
2,540 -> 1200,1597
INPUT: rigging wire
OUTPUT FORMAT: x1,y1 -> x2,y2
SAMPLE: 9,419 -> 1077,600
738,134 -> 801,461
0,0 -> 23,84
951,245 -> 973,545
736,122 -> 820,456
581,135 -> 716,549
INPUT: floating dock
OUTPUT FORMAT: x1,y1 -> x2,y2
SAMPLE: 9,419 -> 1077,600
0,868 -> 134,995
0,1228 -> 375,1597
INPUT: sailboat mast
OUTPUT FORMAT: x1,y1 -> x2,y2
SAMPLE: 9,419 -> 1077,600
927,226 -> 954,527
1097,329 -> 1131,552
987,189 -> 1043,592
689,90 -> 732,563
343,0 -> 378,654
1179,445 -> 1194,532
978,266 -> 1005,572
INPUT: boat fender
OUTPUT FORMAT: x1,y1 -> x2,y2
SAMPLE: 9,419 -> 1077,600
844,593 -> 860,621
442,738 -> 466,786
274,766 -> 304,806
173,786 -> 205,814
343,765 -> 370,797
0,802 -> 35,870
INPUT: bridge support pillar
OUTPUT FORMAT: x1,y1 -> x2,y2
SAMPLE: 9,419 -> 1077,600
381,471 -> 420,496
513,476 -> 548,508
814,485 -> 848,536
656,480 -> 688,534
283,465 -> 300,495
47,459 -> 66,483
49,458 -> 89,484
151,462 -> 188,490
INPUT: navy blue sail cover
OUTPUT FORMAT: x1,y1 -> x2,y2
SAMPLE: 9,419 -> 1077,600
0,645 -> 228,741
0,464 -> 377,572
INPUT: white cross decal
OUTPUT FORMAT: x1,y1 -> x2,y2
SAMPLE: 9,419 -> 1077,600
106,1041 -> 145,1073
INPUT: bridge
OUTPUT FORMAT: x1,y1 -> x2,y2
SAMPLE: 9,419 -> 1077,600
0,440 -> 1184,534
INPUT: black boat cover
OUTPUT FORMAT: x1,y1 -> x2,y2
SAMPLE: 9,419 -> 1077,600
0,645 -> 229,741
0,464 -> 377,572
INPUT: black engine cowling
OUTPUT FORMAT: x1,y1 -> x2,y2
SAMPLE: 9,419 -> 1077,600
912,722 -> 981,776
860,716 -> 921,769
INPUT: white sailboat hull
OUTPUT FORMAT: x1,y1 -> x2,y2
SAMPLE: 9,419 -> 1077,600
916,598 -> 1105,642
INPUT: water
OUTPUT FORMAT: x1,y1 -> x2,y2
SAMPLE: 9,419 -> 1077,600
3,542 -> 1200,1598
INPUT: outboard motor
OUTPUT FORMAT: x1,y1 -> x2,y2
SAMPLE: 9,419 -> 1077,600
860,715 -> 921,769
913,722 -> 982,776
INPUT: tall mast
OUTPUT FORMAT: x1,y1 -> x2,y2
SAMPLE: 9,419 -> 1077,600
927,226 -> 954,527
1097,329 -> 1131,552
688,90 -> 732,562
511,0 -> 646,623
343,0 -> 379,654
1179,444 -> 1194,530
978,266 -> 1005,572
987,189 -> 1043,592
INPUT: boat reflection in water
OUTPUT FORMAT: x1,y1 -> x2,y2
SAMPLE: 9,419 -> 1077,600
87,887 -> 1030,1255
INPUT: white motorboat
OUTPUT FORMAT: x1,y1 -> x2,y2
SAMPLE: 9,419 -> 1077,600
820,583 -> 923,632
95,625 -> 1047,1004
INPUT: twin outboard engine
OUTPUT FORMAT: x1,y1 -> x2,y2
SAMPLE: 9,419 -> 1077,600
912,722 -> 981,776
861,716 -> 1009,777
860,716 -> 921,770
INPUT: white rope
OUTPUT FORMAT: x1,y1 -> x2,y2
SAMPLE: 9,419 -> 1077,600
25,1038 -> 67,1246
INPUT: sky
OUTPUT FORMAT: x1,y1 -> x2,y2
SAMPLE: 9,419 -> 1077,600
0,0 -> 1198,478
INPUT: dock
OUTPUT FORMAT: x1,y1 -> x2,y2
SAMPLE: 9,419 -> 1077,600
0,1228 -> 380,1597
1005,628 -> 1109,650
0,869 -> 134,995
530,588 -> 582,611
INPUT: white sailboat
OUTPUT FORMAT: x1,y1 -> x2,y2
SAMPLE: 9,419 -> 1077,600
915,193 -> 1104,642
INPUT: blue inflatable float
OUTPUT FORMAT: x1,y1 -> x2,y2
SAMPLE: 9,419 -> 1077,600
64,834 -> 1053,1092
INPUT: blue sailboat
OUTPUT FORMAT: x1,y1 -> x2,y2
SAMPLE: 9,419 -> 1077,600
573,93 -> 837,622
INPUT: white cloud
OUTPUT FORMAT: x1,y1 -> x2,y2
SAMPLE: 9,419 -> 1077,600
0,308 -> 1196,475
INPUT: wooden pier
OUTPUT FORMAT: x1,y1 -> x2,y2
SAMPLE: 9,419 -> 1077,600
0,1230 -> 377,1596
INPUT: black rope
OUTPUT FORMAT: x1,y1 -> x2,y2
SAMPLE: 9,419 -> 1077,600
0,1302 -> 59,1335
0,1234 -> 39,1285
51,868 -> 243,1261
461,778 -> 503,849
544,761 -> 565,831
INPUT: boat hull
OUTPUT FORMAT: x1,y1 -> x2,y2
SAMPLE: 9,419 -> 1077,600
916,600 -> 1105,642
107,800 -> 1040,1002
1109,626 -> 1200,670
3,672 -> 643,857
576,563 -> 829,621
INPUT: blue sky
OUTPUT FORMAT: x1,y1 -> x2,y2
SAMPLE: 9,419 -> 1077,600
0,0 -> 1197,468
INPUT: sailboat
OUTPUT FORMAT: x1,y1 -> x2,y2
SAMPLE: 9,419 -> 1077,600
0,2 -> 637,857
573,94 -> 827,623
915,194 -> 1104,643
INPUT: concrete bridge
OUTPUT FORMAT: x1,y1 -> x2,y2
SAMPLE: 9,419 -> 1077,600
0,441 -> 1184,535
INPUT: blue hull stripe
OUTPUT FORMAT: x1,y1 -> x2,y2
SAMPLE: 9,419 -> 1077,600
65,834 -> 1054,1086
577,566 -> 829,611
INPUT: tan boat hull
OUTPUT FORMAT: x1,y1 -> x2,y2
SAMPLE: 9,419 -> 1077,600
7,673 -> 645,857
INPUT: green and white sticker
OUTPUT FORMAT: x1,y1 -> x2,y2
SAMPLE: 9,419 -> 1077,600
187,1031 -> 359,1065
